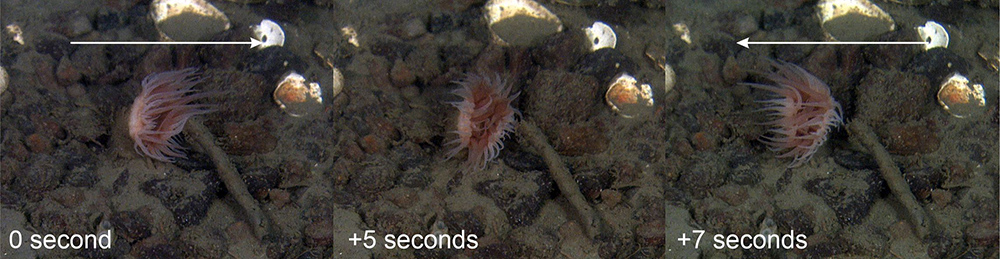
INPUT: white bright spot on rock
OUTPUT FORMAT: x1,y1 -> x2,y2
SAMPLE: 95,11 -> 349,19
584,21 -> 616,51
916,21 -> 948,51
252,19 -> 285,49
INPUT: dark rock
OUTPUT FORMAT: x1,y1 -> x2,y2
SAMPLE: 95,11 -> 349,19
244,47 -> 306,81
499,141 -> 546,172
863,30 -> 921,69
111,211 -> 151,242
678,153 -> 726,199
347,158 -> 399,200
805,170 -> 886,225
243,167 -> 281,201
903,167 -> 942,202
141,170 -> 221,227
14,155 -> 64,201
475,170 -> 556,227
727,152 -> 761,185
531,29 -> 587,70
905,48 -> 970,84
575,48 -> 638,83
833,149 -> 878,171
444,211 -> 485,237
774,209 -> 814,236
573,169 -> 615,202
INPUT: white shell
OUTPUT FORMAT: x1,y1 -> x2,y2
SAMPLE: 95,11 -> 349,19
916,21 -> 948,50
150,0 -> 231,41
937,72 -> 985,118
274,71 -> 323,117
483,0 -> 563,47
605,73 -> 654,118
252,19 -> 285,49
0,66 -> 7,95
584,21 -> 616,51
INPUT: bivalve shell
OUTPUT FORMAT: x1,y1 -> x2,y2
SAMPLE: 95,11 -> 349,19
274,71 -> 323,117
916,21 -> 948,50
584,21 -> 616,51
151,0 -> 231,41
252,19 -> 285,49
605,73 -> 654,118
817,0 -> 895,41
484,0 -> 563,47
937,72 -> 985,118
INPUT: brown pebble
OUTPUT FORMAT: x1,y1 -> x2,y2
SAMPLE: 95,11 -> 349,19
964,220 -> 998,247
222,122 -> 277,156
56,56 -> 81,85
358,134 -> 386,154
635,219 -> 665,246
32,115 -> 67,140
554,124 -> 608,156
390,58 -> 416,87
930,189 -> 951,207
712,184 -> 748,206
600,189 -> 622,208
268,189 -> 291,209
305,219 -> 335,247
25,133 -> 52,153
722,55 -> 746,84
691,132 -> 717,151
882,121 -> 939,155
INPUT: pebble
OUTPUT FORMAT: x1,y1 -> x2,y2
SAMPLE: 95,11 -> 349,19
554,124 -> 608,156
691,131 -> 717,151
305,219 -> 335,247
400,18 -> 427,40
805,169 -> 884,225
525,70 -> 600,131
390,58 -> 416,87
855,68 -> 932,124
111,211 -> 151,242
222,121 -> 277,155
905,48 -> 970,83
882,121 -> 940,155
964,220 -> 998,247
56,56 -> 81,85
635,219 -> 665,246
25,133 -> 53,153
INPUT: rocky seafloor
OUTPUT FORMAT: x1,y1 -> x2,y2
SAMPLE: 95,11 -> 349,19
1,0 -> 998,258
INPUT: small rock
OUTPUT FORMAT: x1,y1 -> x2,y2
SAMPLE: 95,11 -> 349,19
554,124 -> 608,156
56,56 -> 81,85
358,134 -> 386,154
25,133 -> 53,153
390,58 -> 416,87
964,220 -> 998,247
691,131 -> 717,151
805,169 -> 885,225
856,68 -> 932,124
111,211 -> 151,242
880,121 -> 940,155
400,18 -> 427,40
305,219 -> 335,247
635,219 -> 665,246
222,121 -> 277,155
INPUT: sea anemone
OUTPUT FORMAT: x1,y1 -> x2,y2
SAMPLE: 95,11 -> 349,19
445,72 -> 520,170
128,68 -> 213,163
744,60 -> 843,168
